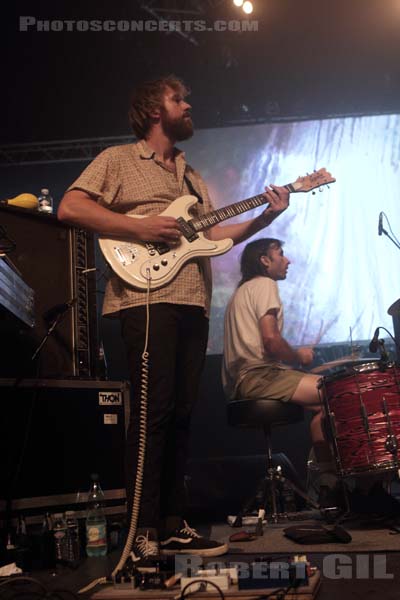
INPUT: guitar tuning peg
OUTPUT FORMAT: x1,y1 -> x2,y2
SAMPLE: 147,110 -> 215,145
312,191 -> 316,195
319,187 -> 323,192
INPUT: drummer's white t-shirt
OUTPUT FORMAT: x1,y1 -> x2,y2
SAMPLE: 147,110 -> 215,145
222,276 -> 284,399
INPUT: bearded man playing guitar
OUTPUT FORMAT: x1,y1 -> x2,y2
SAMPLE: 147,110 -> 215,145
58,75 -> 290,565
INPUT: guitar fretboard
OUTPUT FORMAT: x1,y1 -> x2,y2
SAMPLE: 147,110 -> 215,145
189,186 -> 293,232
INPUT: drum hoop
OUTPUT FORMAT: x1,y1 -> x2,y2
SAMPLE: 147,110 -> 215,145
353,360 -> 385,373
317,359 -> 383,386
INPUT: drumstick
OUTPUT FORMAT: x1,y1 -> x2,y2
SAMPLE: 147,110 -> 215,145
307,316 -> 341,348
310,357 -> 352,374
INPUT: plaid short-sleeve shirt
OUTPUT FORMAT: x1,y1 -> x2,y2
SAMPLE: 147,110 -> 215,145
67,140 -> 214,317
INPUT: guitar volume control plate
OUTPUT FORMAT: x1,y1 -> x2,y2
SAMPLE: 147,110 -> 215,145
114,244 -> 138,265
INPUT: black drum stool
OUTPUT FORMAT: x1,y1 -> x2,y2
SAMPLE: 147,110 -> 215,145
227,399 -> 319,531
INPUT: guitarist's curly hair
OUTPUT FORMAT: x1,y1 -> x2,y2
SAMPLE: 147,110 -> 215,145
239,238 -> 283,287
128,75 -> 190,138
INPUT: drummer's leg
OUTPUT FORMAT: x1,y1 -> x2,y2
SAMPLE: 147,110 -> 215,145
290,374 -> 339,503
290,373 -> 321,407
290,374 -> 332,464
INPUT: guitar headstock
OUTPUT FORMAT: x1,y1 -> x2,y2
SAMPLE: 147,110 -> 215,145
291,168 -> 336,193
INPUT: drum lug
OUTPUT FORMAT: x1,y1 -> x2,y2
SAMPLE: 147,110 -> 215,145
385,435 -> 398,455
382,397 -> 398,456
328,412 -> 337,438
360,404 -> 372,441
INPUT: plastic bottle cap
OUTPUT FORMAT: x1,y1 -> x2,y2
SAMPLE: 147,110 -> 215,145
41,188 -> 49,194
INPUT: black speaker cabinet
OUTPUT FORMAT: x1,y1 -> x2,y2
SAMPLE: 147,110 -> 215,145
0,205 -> 98,379
1,379 -> 129,510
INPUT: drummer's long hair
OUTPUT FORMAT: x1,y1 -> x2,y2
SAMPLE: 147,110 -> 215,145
238,238 -> 283,287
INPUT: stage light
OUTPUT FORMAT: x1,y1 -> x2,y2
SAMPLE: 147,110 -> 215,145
233,0 -> 244,6
243,1 -> 253,14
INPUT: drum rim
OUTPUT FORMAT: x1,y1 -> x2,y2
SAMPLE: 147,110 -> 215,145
338,461 -> 400,477
317,359 -> 385,386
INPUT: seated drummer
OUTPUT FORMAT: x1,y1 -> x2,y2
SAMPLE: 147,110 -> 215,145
222,238 -> 336,499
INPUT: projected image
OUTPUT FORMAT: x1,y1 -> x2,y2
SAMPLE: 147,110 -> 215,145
182,115 -> 400,353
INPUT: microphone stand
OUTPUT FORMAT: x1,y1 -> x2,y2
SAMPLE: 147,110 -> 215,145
377,339 -> 390,366
377,327 -> 400,366
31,308 -> 71,361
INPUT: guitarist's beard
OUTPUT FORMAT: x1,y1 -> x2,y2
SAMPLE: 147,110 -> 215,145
160,109 -> 194,142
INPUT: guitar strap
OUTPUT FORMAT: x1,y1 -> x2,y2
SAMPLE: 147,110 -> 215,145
183,173 -> 203,204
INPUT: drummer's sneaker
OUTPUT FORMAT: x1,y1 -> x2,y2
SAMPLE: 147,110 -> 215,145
160,520 -> 228,556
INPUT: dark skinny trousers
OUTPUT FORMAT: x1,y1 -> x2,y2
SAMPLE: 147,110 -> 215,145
120,303 -> 209,531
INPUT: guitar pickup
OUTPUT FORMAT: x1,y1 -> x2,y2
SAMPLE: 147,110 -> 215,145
177,217 -> 199,242
146,242 -> 170,256
144,218 -> 198,257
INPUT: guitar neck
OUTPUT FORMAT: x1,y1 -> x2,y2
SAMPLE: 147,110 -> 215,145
189,184 -> 294,232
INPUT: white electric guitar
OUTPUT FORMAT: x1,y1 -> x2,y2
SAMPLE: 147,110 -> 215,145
99,168 -> 335,290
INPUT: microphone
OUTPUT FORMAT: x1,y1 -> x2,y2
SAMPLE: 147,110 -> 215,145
43,298 -> 76,322
369,327 -> 380,353
378,212 -> 383,236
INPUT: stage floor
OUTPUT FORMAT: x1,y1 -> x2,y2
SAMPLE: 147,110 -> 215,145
3,513 -> 400,600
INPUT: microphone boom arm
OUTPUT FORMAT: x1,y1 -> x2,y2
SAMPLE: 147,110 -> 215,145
380,221 -> 400,251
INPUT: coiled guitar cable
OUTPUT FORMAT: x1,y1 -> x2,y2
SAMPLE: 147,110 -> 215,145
79,268 -> 152,593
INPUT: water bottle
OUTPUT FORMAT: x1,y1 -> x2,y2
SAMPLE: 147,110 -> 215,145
16,516 -> 31,565
53,513 -> 68,565
38,188 -> 53,214
108,520 -> 122,550
85,473 -> 107,557
15,515 -> 28,548
40,513 -> 55,569
65,510 -> 81,567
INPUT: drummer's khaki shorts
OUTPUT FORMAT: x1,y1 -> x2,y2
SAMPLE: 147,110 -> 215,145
238,366 -> 305,403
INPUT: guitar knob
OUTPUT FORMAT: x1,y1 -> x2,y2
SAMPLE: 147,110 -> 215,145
161,259 -> 168,266
153,264 -> 160,271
